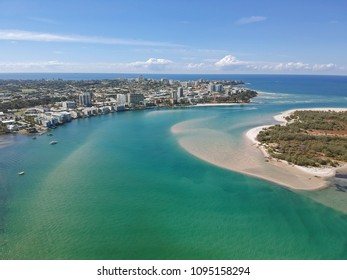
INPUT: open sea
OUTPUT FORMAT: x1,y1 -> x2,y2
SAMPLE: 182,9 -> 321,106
1,74 -> 347,260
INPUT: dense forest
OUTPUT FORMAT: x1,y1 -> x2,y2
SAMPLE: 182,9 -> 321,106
256,110 -> 347,167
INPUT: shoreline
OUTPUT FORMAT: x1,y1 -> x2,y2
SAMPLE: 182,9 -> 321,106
172,107 -> 347,191
246,107 -> 347,188
172,119 -> 329,191
194,102 -> 250,107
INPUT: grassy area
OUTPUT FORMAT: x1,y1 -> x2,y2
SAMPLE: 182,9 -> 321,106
256,110 -> 347,167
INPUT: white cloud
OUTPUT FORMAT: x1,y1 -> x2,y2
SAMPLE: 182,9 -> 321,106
236,16 -> 267,25
145,58 -> 173,65
187,63 -> 205,69
312,63 -> 337,71
214,55 -> 339,73
0,29 -> 182,47
128,58 -> 174,71
273,62 -> 338,72
130,58 -> 173,66
274,62 -> 310,71
215,55 -> 245,67
0,56 -> 341,74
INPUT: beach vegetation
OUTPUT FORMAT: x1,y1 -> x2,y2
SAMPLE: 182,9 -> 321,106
257,110 -> 347,167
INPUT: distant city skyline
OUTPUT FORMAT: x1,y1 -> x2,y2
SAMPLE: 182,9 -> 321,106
0,0 -> 346,74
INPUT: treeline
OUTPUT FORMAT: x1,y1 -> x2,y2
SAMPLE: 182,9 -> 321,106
0,96 -> 68,112
207,90 -> 258,103
285,110 -> 347,130
257,110 -> 347,167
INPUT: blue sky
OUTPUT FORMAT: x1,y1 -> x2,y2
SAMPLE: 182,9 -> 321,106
0,0 -> 346,74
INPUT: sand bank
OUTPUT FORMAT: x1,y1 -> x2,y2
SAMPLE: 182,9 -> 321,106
172,108 -> 347,191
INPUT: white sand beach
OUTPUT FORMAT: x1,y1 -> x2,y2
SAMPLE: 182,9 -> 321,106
172,108 -> 347,191
245,107 -> 347,188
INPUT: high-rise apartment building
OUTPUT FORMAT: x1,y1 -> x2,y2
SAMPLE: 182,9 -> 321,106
79,93 -> 92,107
127,93 -> 144,105
177,87 -> 184,98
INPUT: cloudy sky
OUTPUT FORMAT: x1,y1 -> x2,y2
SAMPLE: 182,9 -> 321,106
0,0 -> 346,74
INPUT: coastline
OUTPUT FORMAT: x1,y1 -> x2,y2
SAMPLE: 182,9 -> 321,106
172,107 -> 347,191
194,103 -> 250,107
246,107 -> 347,188
172,119 -> 329,191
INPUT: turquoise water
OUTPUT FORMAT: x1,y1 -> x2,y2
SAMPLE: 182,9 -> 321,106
1,75 -> 347,259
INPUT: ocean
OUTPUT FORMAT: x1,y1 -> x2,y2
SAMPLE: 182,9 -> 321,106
1,74 -> 347,259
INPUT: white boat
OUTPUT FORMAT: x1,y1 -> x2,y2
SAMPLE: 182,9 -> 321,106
49,140 -> 58,145
18,171 -> 25,175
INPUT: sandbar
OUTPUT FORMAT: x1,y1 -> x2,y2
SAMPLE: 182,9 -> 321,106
172,108 -> 347,191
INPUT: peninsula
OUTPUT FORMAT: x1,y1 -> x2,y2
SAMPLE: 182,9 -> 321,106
246,108 -> 347,190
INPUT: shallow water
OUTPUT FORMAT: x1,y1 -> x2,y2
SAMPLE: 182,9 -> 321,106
1,75 -> 347,259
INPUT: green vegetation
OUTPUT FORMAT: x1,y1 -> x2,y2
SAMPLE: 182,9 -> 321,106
0,96 -> 68,112
256,110 -> 347,167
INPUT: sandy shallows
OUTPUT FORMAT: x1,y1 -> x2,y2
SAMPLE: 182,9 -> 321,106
171,116 -> 334,191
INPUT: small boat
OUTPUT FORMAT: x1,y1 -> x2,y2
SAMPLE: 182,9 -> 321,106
47,133 -> 53,136
49,140 -> 58,145
18,171 -> 25,175
32,136 -> 37,140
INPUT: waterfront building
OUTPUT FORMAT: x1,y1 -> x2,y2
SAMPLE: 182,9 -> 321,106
170,91 -> 178,100
82,107 -> 98,117
35,113 -> 59,127
114,105 -> 125,111
79,93 -> 92,107
97,106 -> 111,114
69,111 -> 79,119
117,94 -> 127,105
127,93 -> 144,106
177,87 -> 184,98
62,101 -> 76,110
52,112 -> 72,123
170,90 -> 178,105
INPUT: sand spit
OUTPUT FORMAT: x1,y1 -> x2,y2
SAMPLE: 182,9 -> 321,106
172,108 -> 347,191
